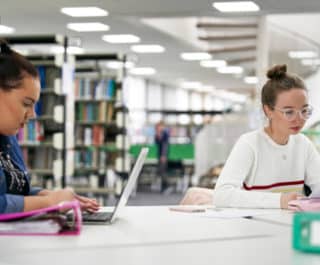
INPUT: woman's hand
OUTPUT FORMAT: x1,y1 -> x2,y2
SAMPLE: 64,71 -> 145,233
38,188 -> 100,212
74,194 -> 100,212
46,189 -> 76,205
180,187 -> 214,205
280,192 -> 299,209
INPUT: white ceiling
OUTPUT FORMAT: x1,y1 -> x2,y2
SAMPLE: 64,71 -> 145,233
1,0 -> 320,92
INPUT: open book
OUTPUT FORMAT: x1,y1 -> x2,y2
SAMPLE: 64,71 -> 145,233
0,200 -> 82,235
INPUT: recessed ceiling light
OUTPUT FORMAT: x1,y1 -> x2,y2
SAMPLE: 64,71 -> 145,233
288,51 -> 318,59
67,23 -> 109,32
217,66 -> 243,74
180,81 -> 202,89
301,58 -> 320,66
130,67 -> 156,75
201,85 -> 215,92
61,7 -> 108,17
0,25 -> 15,34
102,34 -> 140,44
181,52 -> 212,61
200,60 -> 226,68
212,1 -> 260,12
244,76 -> 258,84
50,46 -> 85,55
105,61 -> 135,69
131,45 -> 165,53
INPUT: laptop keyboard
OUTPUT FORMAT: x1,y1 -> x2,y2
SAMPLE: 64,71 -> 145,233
82,211 -> 112,222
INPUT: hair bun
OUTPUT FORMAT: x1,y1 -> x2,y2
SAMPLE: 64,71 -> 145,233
267,64 -> 287,80
0,39 -> 12,55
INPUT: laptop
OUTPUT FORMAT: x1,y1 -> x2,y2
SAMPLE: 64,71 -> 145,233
81,147 -> 148,225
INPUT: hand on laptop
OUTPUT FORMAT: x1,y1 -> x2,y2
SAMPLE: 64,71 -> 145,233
74,194 -> 100,213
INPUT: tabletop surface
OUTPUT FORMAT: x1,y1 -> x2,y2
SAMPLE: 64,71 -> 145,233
0,206 -> 318,265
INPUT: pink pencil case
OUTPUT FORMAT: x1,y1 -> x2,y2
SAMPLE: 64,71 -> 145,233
288,198 -> 320,212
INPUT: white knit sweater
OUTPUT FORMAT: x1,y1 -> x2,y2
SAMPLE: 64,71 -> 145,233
213,129 -> 320,208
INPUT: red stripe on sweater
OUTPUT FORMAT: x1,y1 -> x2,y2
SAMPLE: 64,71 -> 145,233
243,180 -> 304,190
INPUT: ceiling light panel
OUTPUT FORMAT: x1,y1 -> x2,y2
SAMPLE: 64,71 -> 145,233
288,51 -> 318,59
244,76 -> 258,84
212,1 -> 260,12
61,7 -> 108,17
67,23 -> 109,32
301,59 -> 320,66
106,61 -> 135,69
50,46 -> 85,54
130,67 -> 156,75
217,66 -> 243,74
131,45 -> 165,53
102,34 -> 140,44
181,52 -> 212,61
200,60 -> 226,68
0,25 -> 15,34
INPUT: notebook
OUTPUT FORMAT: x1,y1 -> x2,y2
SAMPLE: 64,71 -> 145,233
81,147 -> 148,225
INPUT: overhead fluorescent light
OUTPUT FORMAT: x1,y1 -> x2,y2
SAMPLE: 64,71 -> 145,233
0,25 -> 15,34
131,45 -> 165,53
50,46 -> 85,54
244,76 -> 258,84
200,60 -> 226,68
181,52 -> 212,61
102,34 -> 140,44
217,66 -> 243,74
106,61 -> 135,69
301,58 -> 320,66
67,23 -> 109,32
61,7 -> 108,17
180,81 -> 202,89
288,51 -> 318,59
130,67 -> 156,75
212,1 -> 260,12
201,85 -> 215,92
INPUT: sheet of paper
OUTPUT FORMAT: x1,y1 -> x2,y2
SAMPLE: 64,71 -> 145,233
198,208 -> 274,219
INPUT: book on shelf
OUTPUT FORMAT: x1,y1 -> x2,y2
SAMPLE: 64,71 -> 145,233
17,120 -> 44,144
74,78 -> 116,100
75,101 -> 114,123
0,200 -> 81,235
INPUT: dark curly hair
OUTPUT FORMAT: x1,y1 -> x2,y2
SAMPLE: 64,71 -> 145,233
0,39 -> 38,90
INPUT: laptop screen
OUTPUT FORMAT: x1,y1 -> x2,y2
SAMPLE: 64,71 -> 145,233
109,147 -> 148,223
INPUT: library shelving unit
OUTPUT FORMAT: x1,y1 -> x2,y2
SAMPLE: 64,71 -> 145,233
7,35 -> 68,189
71,54 -> 130,203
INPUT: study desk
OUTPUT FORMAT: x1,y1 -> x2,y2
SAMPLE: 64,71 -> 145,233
0,206 -> 318,265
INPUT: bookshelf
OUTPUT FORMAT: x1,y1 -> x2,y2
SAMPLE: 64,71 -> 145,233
23,58 -> 65,189
70,54 -> 130,202
6,35 -> 68,189
5,35 -> 67,188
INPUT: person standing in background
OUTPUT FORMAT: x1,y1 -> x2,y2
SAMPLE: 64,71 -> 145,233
155,120 -> 170,193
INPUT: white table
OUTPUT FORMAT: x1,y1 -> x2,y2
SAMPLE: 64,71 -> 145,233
0,206 -> 318,265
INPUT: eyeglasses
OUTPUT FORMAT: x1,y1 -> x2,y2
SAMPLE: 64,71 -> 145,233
272,106 -> 313,121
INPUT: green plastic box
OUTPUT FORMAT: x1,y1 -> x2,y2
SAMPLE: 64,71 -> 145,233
293,212 -> 320,253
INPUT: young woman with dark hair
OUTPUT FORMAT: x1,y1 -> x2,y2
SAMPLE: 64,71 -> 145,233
0,39 -> 99,213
